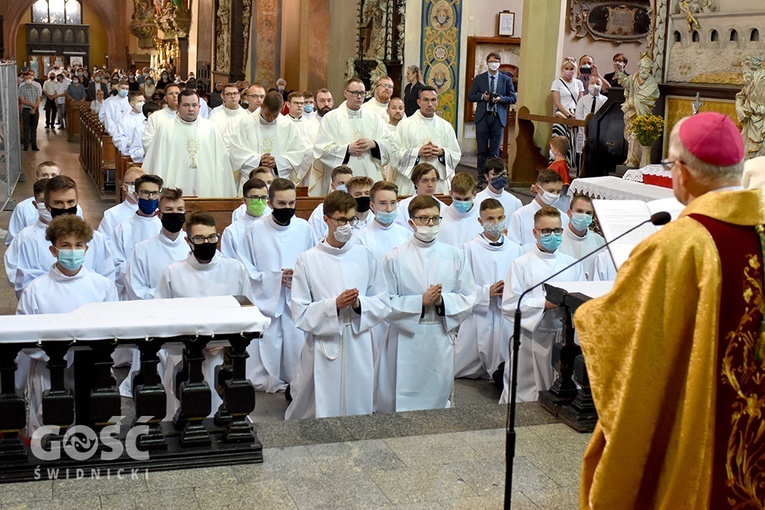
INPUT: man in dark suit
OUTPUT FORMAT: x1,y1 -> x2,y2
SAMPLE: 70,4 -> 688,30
468,52 -> 517,185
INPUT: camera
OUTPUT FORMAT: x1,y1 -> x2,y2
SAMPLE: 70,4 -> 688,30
580,64 -> 592,75
491,93 -> 500,101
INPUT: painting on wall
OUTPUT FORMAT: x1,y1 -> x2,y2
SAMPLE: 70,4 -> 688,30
569,0 -> 651,43
421,0 -> 462,129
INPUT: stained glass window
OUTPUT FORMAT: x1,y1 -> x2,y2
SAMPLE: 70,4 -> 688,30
31,0 -> 82,25
65,0 -> 82,24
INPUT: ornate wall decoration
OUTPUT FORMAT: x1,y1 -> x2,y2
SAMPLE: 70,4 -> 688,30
130,0 -> 158,49
254,0 -> 279,88
157,0 -> 191,39
646,0 -> 667,79
242,0 -> 252,72
214,0 -> 231,73
421,0 -> 462,129
353,0 -> 404,88
569,0 -> 651,43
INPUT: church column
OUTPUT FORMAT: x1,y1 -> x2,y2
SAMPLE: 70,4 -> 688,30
516,0 -> 566,149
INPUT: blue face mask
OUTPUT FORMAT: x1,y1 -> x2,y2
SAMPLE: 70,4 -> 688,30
138,197 -> 159,215
304,103 -> 315,113
57,248 -> 86,271
490,175 -> 508,191
453,199 -> 473,214
118,89 -> 129,98
375,209 -> 398,224
571,212 -> 593,231
539,232 -> 563,252
335,184 -> 347,193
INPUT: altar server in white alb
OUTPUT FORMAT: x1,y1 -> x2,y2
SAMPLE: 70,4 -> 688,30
238,179 -> 316,393
99,81 -> 130,135
392,86 -> 462,195
221,178 -> 271,259
508,169 -> 569,248
5,179 -> 50,285
155,212 -> 253,420
283,91 -> 321,185
97,166 -> 143,242
501,206 -> 585,403
558,194 -> 606,281
312,78 -> 392,190
126,102 -> 161,163
228,91 -> 308,191
345,176 -> 376,232
438,172 -> 482,248
395,163 -> 448,230
5,161 -> 77,246
143,89 -> 236,197
13,176 -> 114,298
111,174 -> 163,295
112,92 -> 145,154
231,167 -> 274,224
307,165 -> 353,240
141,83 -> 180,154
456,198 -> 523,379
209,83 -> 248,149
286,191 -> 390,420
16,215 -> 118,431
125,188 -> 188,300
474,157 -> 522,218
379,195 -> 475,413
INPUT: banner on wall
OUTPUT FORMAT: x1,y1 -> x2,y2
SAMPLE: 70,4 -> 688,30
421,0 -> 462,130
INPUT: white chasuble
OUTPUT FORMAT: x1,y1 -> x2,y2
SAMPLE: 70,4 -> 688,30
500,247 -> 584,403
286,239 -> 390,420
141,106 -> 176,154
379,238 -> 475,413
392,111 -> 462,195
143,116 -> 236,197
311,101 -> 392,193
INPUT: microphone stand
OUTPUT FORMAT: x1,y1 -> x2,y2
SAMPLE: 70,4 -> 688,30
503,212 -> 670,509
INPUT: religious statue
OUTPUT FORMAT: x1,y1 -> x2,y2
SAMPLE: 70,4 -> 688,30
129,0 -> 158,49
618,54 -> 660,168
215,0 -> 231,72
736,54 -> 765,160
360,0 -> 388,60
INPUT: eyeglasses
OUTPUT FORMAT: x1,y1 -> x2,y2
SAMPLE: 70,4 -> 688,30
377,84 -> 393,89
246,195 -> 268,201
413,216 -> 442,225
538,228 -> 564,235
222,92 -> 240,97
329,216 -> 359,227
138,189 -> 161,198
189,234 -> 220,245
345,90 -> 366,97
660,159 -> 679,171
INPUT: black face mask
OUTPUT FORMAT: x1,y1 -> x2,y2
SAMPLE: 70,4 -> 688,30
355,196 -> 371,213
160,212 -> 186,233
191,242 -> 216,262
49,205 -> 78,219
271,207 -> 295,225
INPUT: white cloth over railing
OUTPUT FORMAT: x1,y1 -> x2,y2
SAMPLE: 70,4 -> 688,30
569,176 -> 675,202
0,296 -> 270,343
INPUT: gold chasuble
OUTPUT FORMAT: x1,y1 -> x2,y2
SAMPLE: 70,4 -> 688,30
574,189 -> 765,509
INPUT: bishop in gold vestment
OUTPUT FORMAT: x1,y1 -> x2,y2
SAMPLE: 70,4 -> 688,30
574,112 -> 765,509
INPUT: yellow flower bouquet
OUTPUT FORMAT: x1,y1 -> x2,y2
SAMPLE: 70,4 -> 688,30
631,114 -> 664,146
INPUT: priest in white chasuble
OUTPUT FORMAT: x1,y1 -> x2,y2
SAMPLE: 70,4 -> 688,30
379,196 -> 475,413
392,86 -> 462,196
500,206 -> 584,404
286,191 -> 390,420
141,83 -> 180,155
312,78 -> 392,193
143,89 -> 236,198
228,91 -> 308,190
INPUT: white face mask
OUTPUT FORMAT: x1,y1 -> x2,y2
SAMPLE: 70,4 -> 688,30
488,62 -> 500,72
589,85 -> 601,96
36,202 -> 53,222
134,101 -> 145,112
539,190 -> 561,206
483,220 -> 505,238
414,224 -> 440,243
333,224 -> 354,243
549,150 -> 555,161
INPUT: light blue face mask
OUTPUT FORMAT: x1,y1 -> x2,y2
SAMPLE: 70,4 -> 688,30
335,184 -> 347,193
571,212 -> 593,231
118,89 -> 129,98
375,209 -> 398,224
453,199 -> 473,214
539,233 -> 562,252
57,248 -> 86,271
304,103 -> 315,113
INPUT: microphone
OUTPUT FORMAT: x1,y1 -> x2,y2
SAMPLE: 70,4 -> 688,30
503,210 -> 670,509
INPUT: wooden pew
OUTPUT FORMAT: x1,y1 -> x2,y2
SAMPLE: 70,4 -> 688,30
184,194 -> 454,234
65,98 -> 88,143
78,109 -> 117,198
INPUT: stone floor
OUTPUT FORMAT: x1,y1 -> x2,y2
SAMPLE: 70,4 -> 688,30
0,127 -> 587,509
